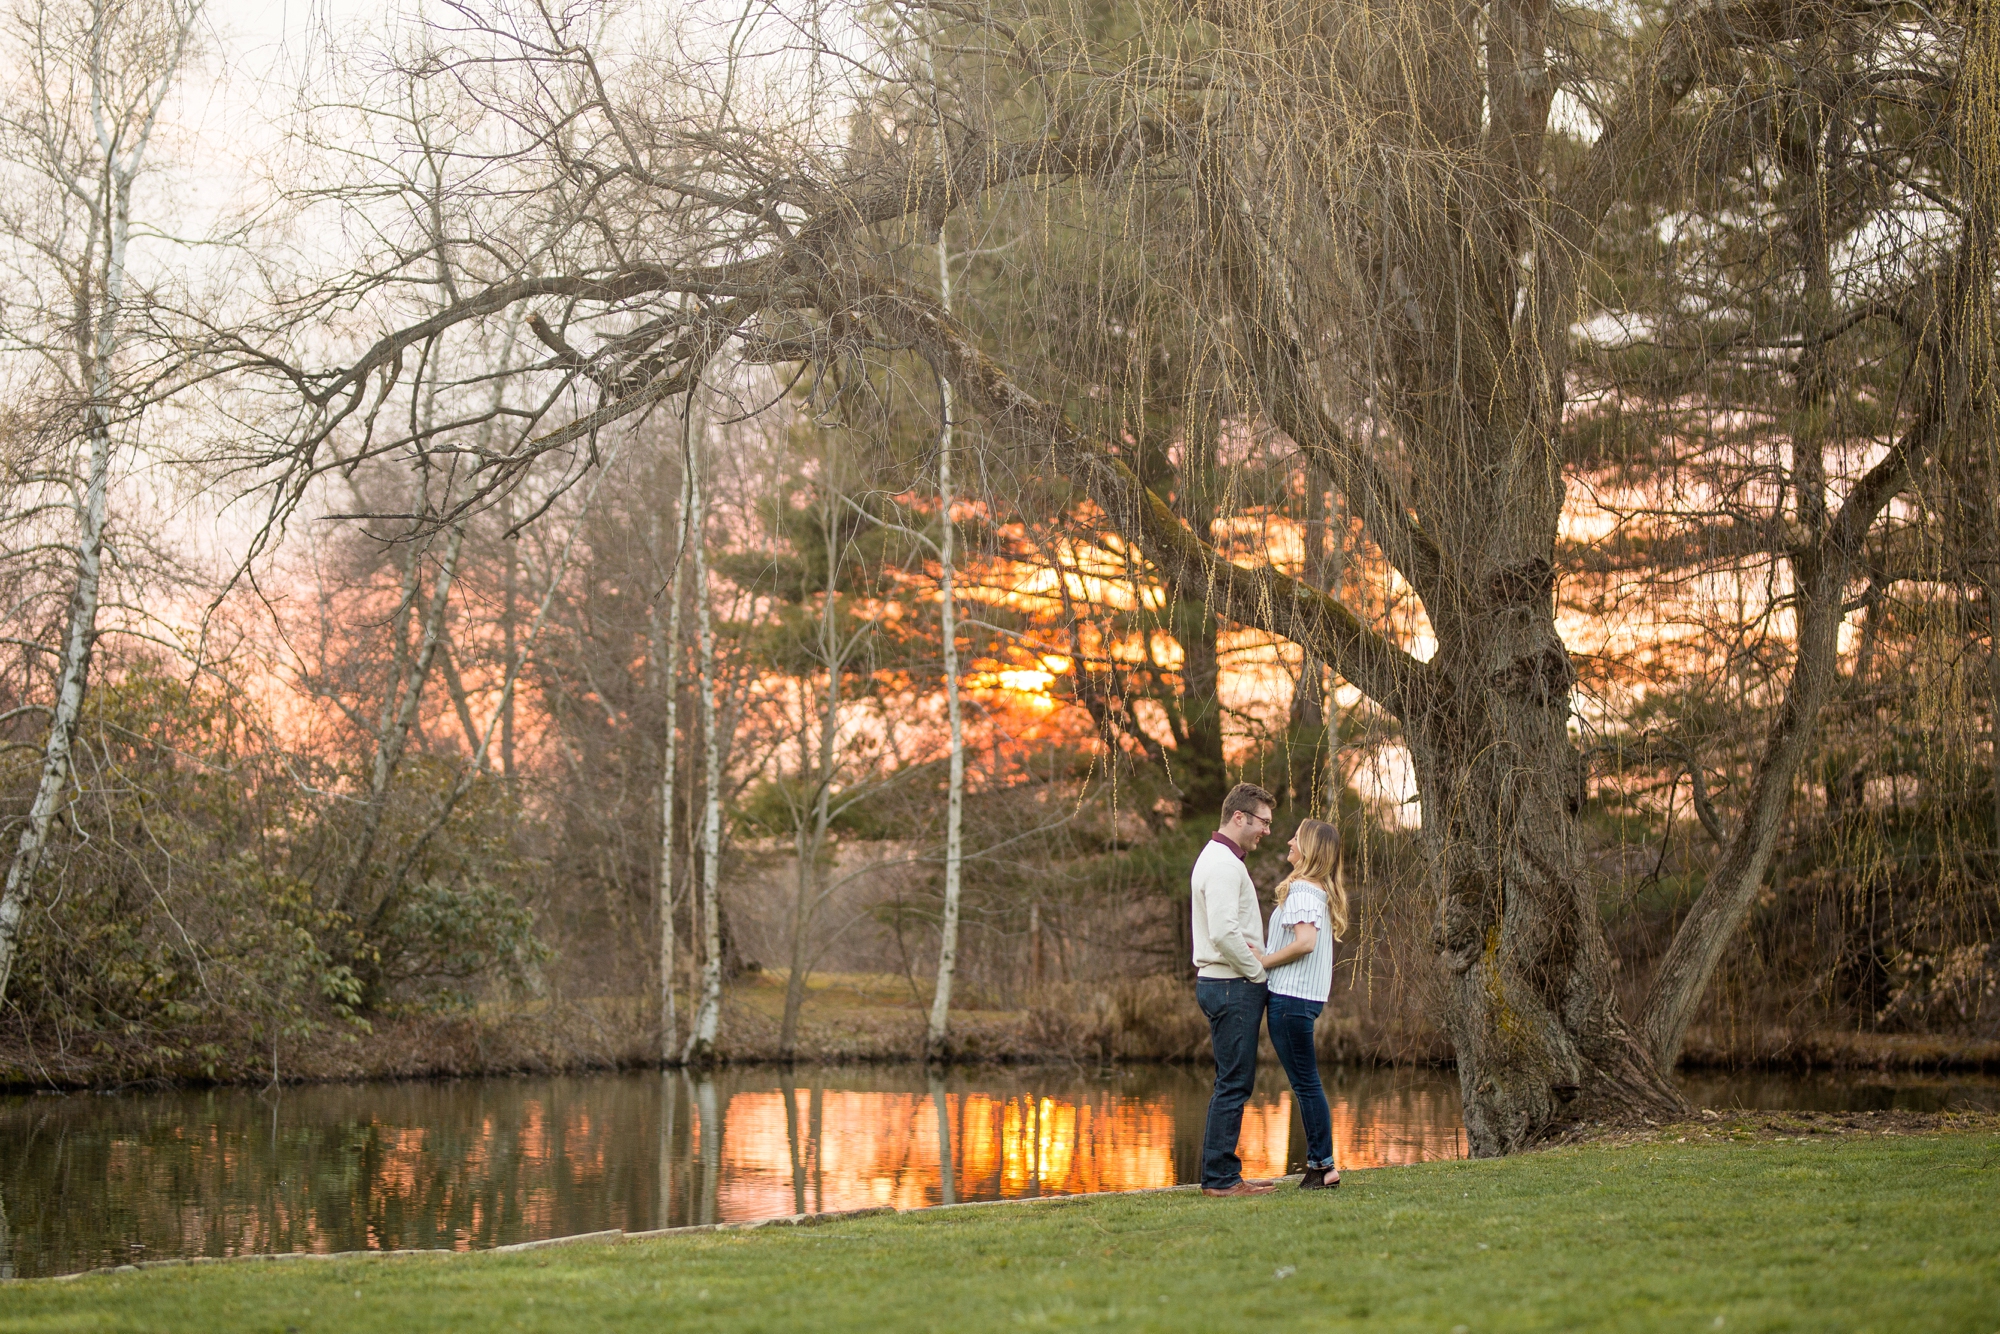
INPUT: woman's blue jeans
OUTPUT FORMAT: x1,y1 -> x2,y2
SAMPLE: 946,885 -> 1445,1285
1266,992 -> 1334,1170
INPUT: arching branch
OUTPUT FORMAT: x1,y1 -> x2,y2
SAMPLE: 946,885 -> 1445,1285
839,267 -> 1433,718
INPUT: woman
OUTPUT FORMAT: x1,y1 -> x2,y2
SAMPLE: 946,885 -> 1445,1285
1253,817 -> 1348,1190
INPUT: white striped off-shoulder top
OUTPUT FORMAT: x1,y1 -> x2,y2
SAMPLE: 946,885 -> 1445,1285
1263,879 -> 1337,1003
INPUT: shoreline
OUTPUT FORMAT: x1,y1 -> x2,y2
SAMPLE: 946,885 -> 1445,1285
20,1195 -> 1201,1285
4,1035 -> 1997,1097
5,979 -> 1996,1095
17,1107 -> 2000,1286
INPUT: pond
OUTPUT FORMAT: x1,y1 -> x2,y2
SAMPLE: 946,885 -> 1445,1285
1,1063 -> 1993,1278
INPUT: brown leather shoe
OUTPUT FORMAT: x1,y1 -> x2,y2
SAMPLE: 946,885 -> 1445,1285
1201,1180 -> 1278,1197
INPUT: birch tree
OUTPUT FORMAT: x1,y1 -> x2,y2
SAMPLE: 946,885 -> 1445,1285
652,445 -> 690,1061
924,217 -> 967,1063
0,0 -> 201,1002
682,435 -> 725,1063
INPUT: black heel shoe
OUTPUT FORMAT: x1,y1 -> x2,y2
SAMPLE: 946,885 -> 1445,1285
1298,1167 -> 1340,1190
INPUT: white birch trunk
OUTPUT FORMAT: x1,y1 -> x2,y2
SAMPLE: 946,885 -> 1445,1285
0,4 -> 195,999
683,435 -> 725,1062
501,489 -> 518,783
924,199 -> 966,1060
656,457 -> 690,1063
0,392 -> 114,1001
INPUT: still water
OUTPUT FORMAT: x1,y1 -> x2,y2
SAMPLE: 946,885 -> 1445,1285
1,1063 -> 1993,1279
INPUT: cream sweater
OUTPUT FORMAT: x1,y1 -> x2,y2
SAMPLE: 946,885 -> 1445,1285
1190,838 -> 1266,982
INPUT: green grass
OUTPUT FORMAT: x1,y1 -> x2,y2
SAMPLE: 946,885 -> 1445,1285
5,1133 -> 1995,1333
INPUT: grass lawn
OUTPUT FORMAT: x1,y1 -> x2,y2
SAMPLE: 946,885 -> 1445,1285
4,1129 -> 1993,1333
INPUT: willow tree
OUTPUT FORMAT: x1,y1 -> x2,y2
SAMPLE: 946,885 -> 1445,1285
255,0 -> 1989,1146
871,0 -> 1980,1149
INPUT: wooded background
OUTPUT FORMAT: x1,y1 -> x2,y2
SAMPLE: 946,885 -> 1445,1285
1,0 -> 1996,1153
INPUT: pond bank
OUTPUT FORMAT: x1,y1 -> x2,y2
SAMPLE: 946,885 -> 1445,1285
4,968 -> 1996,1092
8,1118 -> 1996,1333
6,1056 -> 1993,1278
27,1108 -> 1998,1285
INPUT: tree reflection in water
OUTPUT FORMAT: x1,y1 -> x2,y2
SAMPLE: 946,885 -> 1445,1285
0,1063 -> 1474,1277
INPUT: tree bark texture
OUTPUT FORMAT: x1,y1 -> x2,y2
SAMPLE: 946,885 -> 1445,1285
656,453 -> 690,1063
684,442 -> 725,1064
1409,567 -> 1686,1151
0,407 -> 113,1002
926,211 -> 967,1062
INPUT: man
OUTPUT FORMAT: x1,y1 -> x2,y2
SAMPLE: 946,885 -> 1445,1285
1192,782 -> 1278,1197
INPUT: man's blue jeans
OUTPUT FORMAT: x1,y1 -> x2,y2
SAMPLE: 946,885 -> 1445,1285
1266,992 -> 1334,1170
1196,976 -> 1267,1189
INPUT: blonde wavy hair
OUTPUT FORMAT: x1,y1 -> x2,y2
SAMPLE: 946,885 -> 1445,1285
1274,818 -> 1348,941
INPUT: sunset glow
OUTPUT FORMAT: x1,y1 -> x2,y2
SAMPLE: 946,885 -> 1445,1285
706,1085 -> 1462,1221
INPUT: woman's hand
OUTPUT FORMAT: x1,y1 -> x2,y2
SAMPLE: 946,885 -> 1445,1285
1259,922 -> 1318,969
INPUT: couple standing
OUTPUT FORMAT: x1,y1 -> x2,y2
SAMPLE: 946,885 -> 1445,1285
1191,782 -> 1347,1197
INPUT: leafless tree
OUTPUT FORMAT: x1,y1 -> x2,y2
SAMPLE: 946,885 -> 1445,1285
0,0 -> 203,1001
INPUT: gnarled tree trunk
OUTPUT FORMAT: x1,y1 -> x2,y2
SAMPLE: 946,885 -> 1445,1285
1413,563 -> 1685,1152
869,268 -> 1693,1153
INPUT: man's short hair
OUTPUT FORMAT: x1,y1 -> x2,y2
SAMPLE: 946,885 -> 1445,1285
1221,782 -> 1276,822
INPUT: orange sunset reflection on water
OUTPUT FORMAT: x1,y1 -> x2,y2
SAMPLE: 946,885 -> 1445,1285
0,1065 -> 1471,1277
705,1079 -> 1465,1221
7,1063 -> 1988,1276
